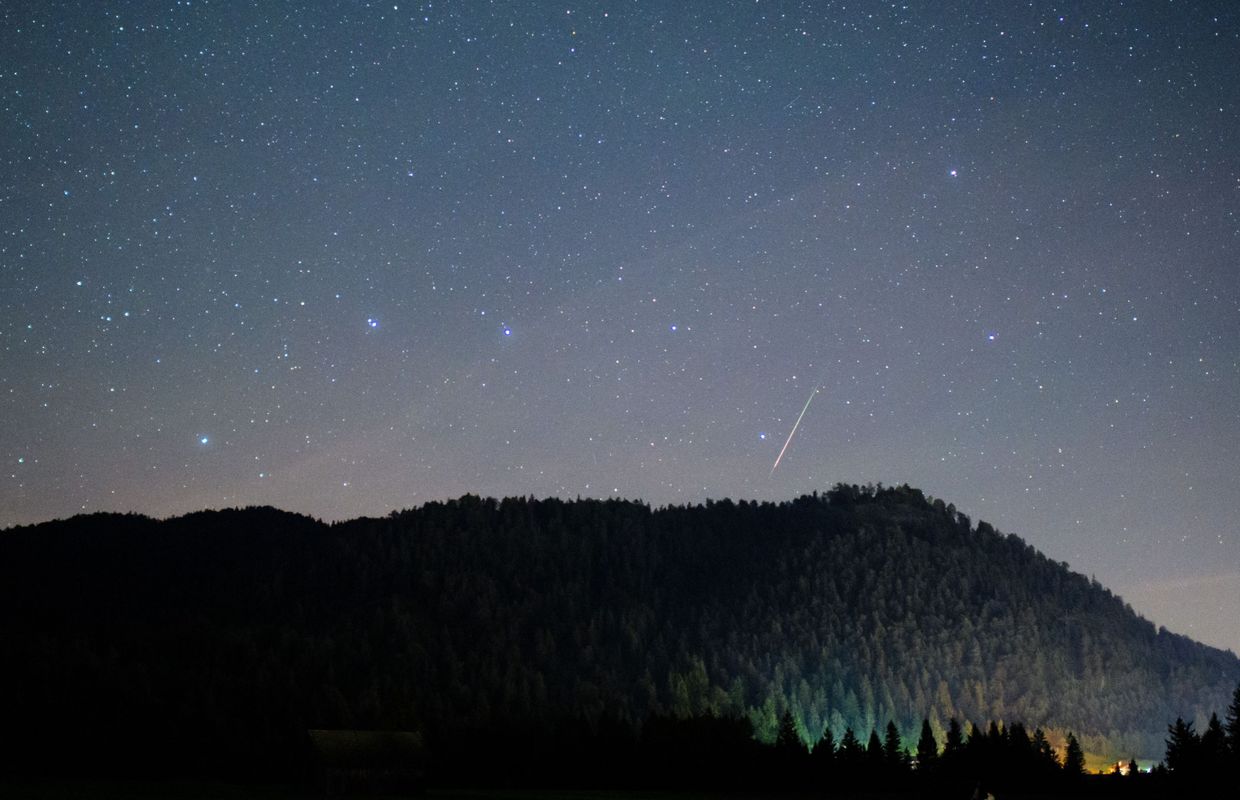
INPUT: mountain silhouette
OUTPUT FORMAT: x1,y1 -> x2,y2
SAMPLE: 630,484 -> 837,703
2,484 -> 1235,778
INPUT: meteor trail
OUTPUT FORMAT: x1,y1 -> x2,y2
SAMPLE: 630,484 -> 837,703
770,387 -> 818,476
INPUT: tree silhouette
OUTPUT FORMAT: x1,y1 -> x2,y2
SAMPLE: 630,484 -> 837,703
965,722 -> 985,766
772,707 -> 807,789
882,720 -> 908,772
1165,717 -> 1199,775
811,726 -> 836,771
775,709 -> 804,755
1006,722 -> 1031,772
1031,727 -> 1060,775
1063,732 -> 1085,777
868,724 -> 887,778
838,727 -> 862,759
915,718 -> 938,772
943,718 -> 964,757
865,728 -> 885,775
836,727 -> 864,782
1200,712 -> 1228,772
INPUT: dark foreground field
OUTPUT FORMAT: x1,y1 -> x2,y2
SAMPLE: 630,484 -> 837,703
0,787 -> 721,800
0,779 -> 299,800
0,787 -> 739,800
0,782 -> 1107,800
0,784 -> 942,800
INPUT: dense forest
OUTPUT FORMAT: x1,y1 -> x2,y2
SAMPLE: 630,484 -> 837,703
2,484 -> 1237,782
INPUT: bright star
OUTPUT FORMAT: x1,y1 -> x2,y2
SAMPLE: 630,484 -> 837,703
199,435 -> 209,445
367,318 -> 379,328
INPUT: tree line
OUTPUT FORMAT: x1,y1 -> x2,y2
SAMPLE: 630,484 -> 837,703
435,686 -> 1239,796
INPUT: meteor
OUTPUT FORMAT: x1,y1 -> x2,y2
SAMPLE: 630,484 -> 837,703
769,387 -> 818,476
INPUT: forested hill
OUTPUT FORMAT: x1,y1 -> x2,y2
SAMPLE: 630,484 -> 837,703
2,485 -> 1236,776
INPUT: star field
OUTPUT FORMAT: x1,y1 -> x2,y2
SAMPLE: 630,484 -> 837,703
2,2 -> 1239,652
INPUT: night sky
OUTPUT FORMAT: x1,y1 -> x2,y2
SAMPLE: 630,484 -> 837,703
2,2 -> 1238,653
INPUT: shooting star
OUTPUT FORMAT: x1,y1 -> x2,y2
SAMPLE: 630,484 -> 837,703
770,387 -> 818,477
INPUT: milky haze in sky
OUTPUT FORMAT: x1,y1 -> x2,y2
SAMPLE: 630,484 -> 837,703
2,2 -> 1238,653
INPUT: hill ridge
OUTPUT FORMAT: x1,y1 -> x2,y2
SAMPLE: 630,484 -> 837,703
2,483 -> 1235,774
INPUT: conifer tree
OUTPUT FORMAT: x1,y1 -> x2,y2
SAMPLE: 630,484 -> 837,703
1007,721 -> 1030,754
1030,728 -> 1059,776
940,718 -> 965,779
883,720 -> 908,771
1063,733 -> 1086,777
943,718 -> 964,758
1200,712 -> 1227,772
812,726 -> 836,770
838,727 -> 864,770
775,709 -> 805,755
1031,729 -> 1061,768
915,718 -> 938,772
964,722 -> 985,766
1165,717 -> 1199,775
865,728 -> 885,773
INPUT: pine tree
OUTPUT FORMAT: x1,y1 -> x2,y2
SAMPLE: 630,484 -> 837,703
1031,728 -> 1060,774
838,727 -> 864,769
776,708 -> 805,755
1007,722 -> 1030,757
915,718 -> 938,772
1063,732 -> 1086,777
772,707 -> 807,790
883,720 -> 908,772
943,718 -> 964,758
812,726 -> 836,770
964,721 -> 985,767
834,725 -> 865,786
1200,712 -> 1227,772
866,728 -> 885,773
1165,717 -> 1199,775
